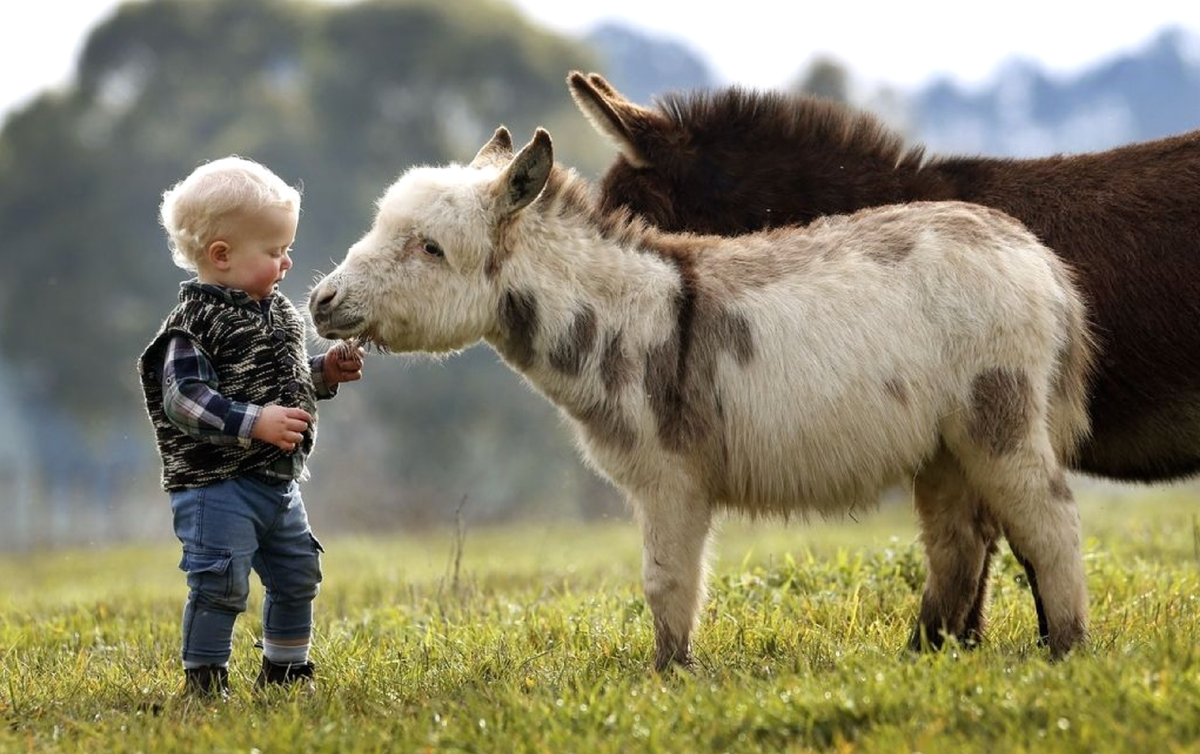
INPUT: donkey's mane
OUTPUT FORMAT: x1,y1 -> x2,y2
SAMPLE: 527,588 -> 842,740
656,87 -> 929,170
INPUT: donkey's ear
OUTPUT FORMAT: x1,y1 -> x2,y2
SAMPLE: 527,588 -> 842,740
567,71 -> 657,168
493,128 -> 553,216
586,72 -> 622,100
470,126 -> 514,169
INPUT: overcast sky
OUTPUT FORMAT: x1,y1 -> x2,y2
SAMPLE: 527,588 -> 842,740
3,0 -> 1199,121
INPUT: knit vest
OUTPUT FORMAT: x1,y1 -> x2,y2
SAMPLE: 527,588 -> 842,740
138,284 -> 319,491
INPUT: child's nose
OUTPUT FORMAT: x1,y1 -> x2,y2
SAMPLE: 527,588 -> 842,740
281,253 -> 293,271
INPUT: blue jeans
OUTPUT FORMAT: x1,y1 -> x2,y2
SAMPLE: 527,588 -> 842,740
170,475 -> 323,666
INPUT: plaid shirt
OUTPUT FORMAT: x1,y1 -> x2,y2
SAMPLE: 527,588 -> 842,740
161,283 -> 335,480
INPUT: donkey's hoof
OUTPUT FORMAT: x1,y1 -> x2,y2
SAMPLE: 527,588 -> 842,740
1044,615 -> 1087,661
907,625 -> 949,654
653,647 -> 695,673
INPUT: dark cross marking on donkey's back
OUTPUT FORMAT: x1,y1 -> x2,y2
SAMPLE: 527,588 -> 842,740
644,286 -> 758,453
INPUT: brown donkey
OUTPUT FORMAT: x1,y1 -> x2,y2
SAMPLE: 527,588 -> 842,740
569,71 -> 1200,648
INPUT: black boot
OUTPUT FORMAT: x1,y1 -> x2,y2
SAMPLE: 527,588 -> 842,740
184,665 -> 230,698
255,656 -> 316,690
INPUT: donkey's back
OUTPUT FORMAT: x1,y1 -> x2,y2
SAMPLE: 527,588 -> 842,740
691,201 -> 1091,516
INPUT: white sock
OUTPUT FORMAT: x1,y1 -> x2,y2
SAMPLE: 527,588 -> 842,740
263,638 -> 310,665
183,659 -> 228,670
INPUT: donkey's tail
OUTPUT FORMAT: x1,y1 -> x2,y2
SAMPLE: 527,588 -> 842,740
1047,260 -> 1098,464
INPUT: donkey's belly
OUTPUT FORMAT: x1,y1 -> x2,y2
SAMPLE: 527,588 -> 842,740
718,392 -> 941,515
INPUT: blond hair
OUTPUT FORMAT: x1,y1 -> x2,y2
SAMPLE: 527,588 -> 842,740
159,156 -> 301,272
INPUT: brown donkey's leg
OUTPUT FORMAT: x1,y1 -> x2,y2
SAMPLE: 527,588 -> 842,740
910,447 -> 995,651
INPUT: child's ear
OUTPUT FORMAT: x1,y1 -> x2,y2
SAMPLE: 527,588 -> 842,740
206,241 -> 231,270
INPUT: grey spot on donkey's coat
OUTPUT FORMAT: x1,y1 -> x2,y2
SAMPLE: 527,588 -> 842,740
600,331 -> 635,395
1049,469 -> 1073,501
549,304 -> 598,376
571,397 -> 637,452
885,377 -> 910,405
714,310 -> 755,366
486,215 -> 516,280
498,289 -> 539,369
864,236 -> 917,265
969,367 -> 1033,455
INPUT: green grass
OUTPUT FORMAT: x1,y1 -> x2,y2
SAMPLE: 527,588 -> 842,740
3,487 -> 1200,752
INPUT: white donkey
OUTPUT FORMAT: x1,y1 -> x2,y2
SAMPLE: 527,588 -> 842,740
310,127 -> 1095,667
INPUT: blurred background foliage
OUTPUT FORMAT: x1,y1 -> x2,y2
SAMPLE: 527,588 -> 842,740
1,0 -> 1198,549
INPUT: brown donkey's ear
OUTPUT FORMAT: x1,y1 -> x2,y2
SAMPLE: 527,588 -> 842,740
470,126 -> 515,169
586,72 -> 623,100
567,71 -> 654,168
581,72 -> 656,121
493,128 -> 553,216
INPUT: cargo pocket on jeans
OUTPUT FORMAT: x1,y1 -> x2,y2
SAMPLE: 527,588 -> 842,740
308,534 -> 325,584
179,546 -> 234,600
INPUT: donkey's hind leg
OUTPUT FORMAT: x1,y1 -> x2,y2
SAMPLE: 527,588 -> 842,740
1007,540 -> 1050,645
945,418 -> 1087,659
910,446 -> 999,651
959,533 -> 1000,645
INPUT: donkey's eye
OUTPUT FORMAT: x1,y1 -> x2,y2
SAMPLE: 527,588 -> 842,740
423,240 -> 444,258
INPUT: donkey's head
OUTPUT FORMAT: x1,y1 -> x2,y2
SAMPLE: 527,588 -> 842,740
568,71 -> 910,235
309,127 -> 554,353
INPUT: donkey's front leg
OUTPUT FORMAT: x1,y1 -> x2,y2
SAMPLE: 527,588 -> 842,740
637,493 -> 714,671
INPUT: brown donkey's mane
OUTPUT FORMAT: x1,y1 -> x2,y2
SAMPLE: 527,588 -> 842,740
578,74 -> 1200,482
657,87 -> 928,171
597,86 -> 942,234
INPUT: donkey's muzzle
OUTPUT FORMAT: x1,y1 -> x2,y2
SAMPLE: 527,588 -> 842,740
308,281 -> 362,339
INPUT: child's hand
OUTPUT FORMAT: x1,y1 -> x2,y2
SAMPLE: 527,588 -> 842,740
252,405 -> 313,452
323,341 -> 366,386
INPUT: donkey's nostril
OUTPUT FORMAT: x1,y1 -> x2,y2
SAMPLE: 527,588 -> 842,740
312,285 -> 337,312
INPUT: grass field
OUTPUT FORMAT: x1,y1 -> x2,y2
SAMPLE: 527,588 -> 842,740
2,486 -> 1200,753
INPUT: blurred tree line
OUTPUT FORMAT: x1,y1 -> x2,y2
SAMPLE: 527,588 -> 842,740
0,0 -> 630,541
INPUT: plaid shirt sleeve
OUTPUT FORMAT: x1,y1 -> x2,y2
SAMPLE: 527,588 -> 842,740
162,335 -> 261,448
310,354 -> 338,400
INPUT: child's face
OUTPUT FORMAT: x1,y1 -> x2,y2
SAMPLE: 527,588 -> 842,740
212,206 -> 298,300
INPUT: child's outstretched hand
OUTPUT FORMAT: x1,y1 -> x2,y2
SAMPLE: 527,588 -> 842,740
252,405 -> 313,452
322,341 -> 366,386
